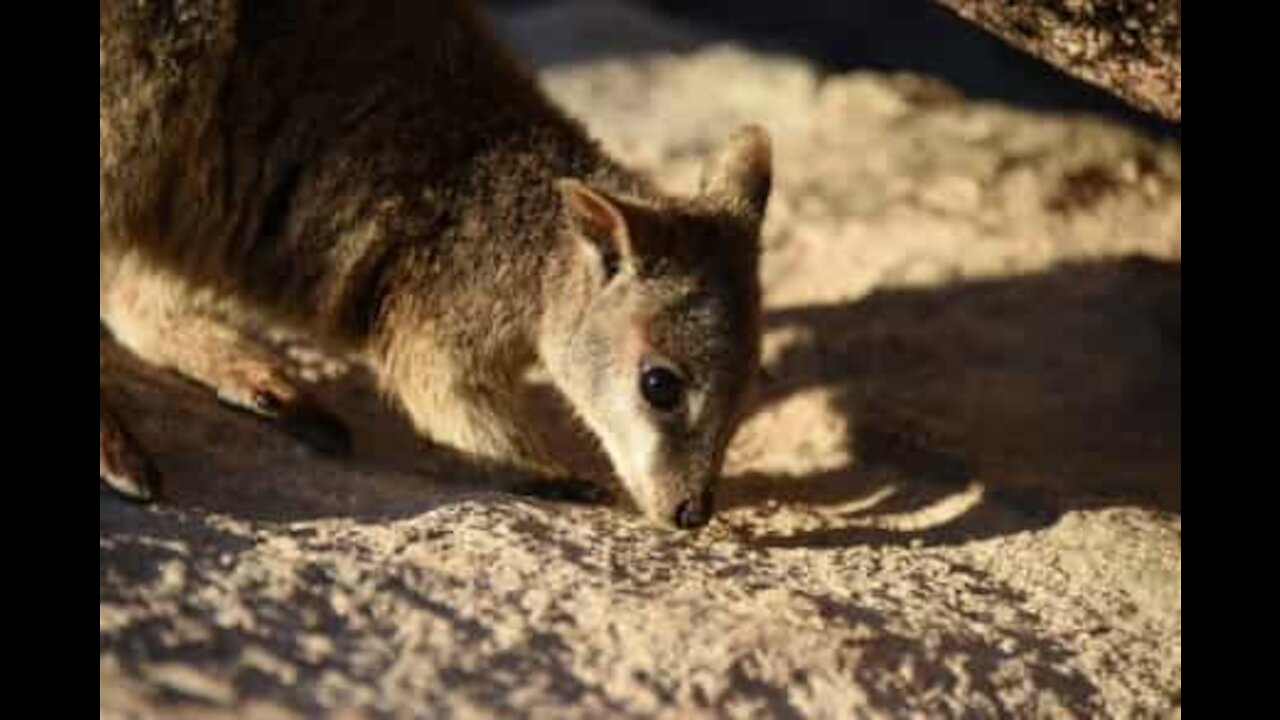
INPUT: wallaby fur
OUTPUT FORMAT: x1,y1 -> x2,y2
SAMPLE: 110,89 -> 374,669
100,0 -> 772,528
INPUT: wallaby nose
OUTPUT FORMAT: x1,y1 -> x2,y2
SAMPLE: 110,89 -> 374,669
673,489 -> 715,530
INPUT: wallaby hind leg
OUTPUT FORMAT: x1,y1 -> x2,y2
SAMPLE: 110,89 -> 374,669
100,387 -> 160,501
101,273 -> 351,456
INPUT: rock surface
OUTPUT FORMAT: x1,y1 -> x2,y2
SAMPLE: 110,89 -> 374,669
931,0 -> 1181,121
100,10 -> 1181,719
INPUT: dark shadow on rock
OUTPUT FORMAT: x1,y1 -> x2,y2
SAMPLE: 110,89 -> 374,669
723,255 -> 1180,548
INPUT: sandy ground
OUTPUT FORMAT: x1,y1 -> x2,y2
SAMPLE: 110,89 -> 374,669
100,7 -> 1181,718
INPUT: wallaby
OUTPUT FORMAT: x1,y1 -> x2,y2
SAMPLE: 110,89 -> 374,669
99,0 -> 771,529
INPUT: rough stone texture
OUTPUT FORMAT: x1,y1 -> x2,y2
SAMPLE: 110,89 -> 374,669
930,0 -> 1181,121
100,12 -> 1182,720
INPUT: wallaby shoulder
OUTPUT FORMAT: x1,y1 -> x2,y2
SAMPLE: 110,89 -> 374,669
100,0 -> 624,345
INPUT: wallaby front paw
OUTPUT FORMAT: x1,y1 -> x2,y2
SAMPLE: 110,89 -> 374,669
216,366 -> 352,457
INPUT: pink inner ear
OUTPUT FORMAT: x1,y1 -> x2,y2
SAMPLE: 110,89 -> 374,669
559,180 -> 624,242
558,179 -> 635,278
572,193 -> 617,241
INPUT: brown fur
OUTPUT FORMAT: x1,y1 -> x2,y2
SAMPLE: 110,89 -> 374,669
100,0 -> 771,528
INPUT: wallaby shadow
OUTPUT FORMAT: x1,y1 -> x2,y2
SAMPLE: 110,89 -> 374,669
722,255 -> 1180,549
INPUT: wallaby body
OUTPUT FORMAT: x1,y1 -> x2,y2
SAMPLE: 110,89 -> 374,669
100,0 -> 771,529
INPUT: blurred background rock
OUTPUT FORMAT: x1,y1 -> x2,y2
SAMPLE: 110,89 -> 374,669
484,0 -> 1179,138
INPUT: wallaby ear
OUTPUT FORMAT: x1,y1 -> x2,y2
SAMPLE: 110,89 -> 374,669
700,124 -> 772,222
557,178 -> 632,281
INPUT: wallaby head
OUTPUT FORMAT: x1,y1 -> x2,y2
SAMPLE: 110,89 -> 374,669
540,126 -> 772,530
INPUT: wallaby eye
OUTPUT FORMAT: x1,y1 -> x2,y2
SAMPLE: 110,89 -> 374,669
640,365 -> 684,412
